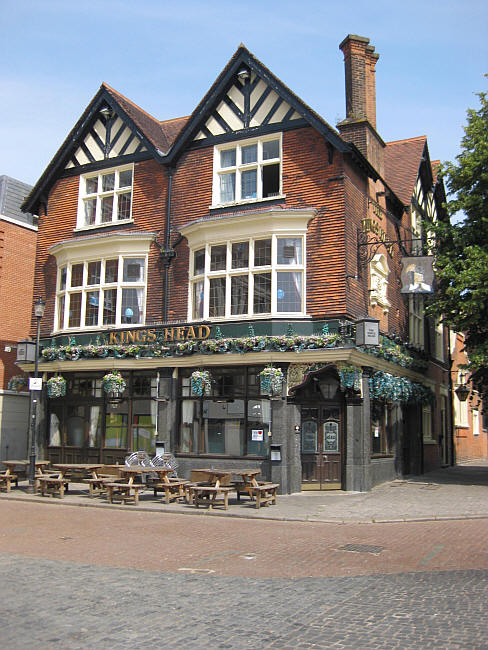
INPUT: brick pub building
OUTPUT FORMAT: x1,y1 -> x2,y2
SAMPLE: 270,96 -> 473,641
21,35 -> 452,492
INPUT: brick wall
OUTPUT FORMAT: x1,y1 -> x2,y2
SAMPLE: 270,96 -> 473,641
0,220 -> 36,388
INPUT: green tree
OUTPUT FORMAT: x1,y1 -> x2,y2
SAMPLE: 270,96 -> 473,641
427,86 -> 488,398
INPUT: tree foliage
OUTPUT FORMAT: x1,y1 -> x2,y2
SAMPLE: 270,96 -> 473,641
427,86 -> 488,398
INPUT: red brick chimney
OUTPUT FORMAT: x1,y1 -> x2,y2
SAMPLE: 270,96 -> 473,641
337,34 -> 384,175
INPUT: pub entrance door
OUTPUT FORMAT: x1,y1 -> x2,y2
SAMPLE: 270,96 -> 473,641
301,405 -> 342,490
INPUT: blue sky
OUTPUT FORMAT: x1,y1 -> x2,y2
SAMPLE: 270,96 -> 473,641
1,0 -> 487,187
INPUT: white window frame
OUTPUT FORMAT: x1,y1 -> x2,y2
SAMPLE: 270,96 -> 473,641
454,370 -> 469,427
409,294 -> 424,349
76,164 -> 134,230
212,134 -> 283,207
180,209 -> 314,322
434,321 -> 445,362
472,409 -> 480,436
49,232 -> 154,332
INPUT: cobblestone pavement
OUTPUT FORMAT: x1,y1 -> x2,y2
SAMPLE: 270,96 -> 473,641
0,554 -> 486,649
1,461 -> 487,647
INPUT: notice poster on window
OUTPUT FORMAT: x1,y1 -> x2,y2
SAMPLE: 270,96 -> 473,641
252,429 -> 264,441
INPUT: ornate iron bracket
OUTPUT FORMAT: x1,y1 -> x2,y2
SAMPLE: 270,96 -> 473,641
357,229 -> 425,267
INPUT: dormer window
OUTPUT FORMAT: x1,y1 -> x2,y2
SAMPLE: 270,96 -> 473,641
77,165 -> 133,229
213,135 -> 281,206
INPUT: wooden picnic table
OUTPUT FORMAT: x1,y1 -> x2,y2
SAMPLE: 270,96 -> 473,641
104,465 -> 175,505
189,468 -> 279,509
0,460 -> 50,492
39,463 -> 104,498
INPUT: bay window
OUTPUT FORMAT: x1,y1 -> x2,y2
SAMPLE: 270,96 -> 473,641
189,234 -> 305,320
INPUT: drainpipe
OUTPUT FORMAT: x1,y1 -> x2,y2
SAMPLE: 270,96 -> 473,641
161,167 -> 175,322
447,326 -> 456,467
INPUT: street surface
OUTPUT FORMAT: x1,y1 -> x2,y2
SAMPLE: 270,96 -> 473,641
1,500 -> 487,648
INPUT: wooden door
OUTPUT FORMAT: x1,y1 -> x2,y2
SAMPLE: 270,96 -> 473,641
301,406 -> 342,490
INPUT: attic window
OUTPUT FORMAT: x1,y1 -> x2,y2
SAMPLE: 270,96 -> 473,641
77,164 -> 133,230
213,135 -> 281,206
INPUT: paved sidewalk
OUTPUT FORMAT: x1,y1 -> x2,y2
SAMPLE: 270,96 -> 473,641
2,459 -> 487,523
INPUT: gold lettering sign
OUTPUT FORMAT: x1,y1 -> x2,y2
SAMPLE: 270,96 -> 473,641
107,326 -> 210,345
362,219 -> 394,256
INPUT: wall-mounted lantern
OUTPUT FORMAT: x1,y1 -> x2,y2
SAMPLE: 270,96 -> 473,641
454,383 -> 470,402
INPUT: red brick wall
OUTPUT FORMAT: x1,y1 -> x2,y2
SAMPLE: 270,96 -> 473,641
0,220 -> 37,388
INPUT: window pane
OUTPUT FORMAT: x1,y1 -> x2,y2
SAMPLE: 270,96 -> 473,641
231,276 -> 248,315
119,169 -> 132,188
102,173 -> 115,192
247,399 -> 271,456
210,245 -> 226,271
117,192 -> 131,220
87,261 -> 101,285
103,288 -> 117,324
209,278 -> 226,317
101,196 -> 113,222
254,239 -> 271,266
85,176 -> 98,194
220,173 -> 235,202
84,199 -> 96,225
241,169 -> 257,199
262,140 -> 279,160
194,249 -> 205,276
57,295 -> 65,329
220,148 -> 236,168
122,288 -> 143,324
262,163 -> 280,197
71,263 -> 83,287
105,259 -> 119,283
277,238 -> 302,264
85,290 -> 100,326
231,242 -> 249,269
193,280 -> 204,319
123,258 -> 145,282
253,273 -> 271,313
277,271 -> 302,312
60,267 -> 67,290
68,293 -> 82,328
242,144 -> 257,164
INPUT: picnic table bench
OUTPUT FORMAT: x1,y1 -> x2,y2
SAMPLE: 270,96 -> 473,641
189,485 -> 233,510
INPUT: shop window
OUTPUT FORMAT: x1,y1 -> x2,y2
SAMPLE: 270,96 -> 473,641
177,367 -> 271,457
422,404 -> 433,441
213,136 -> 281,206
371,401 -> 391,456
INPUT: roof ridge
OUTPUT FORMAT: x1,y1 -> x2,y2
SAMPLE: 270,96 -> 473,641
102,82 -> 161,125
386,135 -> 427,146
159,115 -> 190,125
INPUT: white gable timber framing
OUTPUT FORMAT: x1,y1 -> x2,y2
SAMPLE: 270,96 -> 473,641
65,114 -> 147,170
193,72 -> 302,141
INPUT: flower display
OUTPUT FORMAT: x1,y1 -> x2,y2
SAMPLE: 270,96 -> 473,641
369,371 -> 434,404
46,375 -> 67,398
191,369 -> 212,396
7,375 -> 28,391
259,366 -> 284,397
102,371 -> 127,394
338,365 -> 362,392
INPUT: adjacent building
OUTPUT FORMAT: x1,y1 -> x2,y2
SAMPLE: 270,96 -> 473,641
20,35 -> 452,492
0,175 -> 37,460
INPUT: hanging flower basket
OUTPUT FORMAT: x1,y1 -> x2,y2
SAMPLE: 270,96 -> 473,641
338,365 -> 362,392
259,366 -> 284,397
46,375 -> 67,399
102,371 -> 127,395
191,369 -> 212,397
7,375 -> 28,391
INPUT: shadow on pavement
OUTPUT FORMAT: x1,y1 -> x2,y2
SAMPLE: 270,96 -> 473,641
407,460 -> 488,487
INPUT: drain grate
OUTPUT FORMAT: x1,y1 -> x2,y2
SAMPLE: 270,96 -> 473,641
338,543 -> 385,554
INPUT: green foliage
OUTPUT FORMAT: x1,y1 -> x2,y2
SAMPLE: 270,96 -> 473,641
427,86 -> 488,397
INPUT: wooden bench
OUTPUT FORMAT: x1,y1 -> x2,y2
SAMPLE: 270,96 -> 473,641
105,481 -> 145,505
245,483 -> 279,509
150,479 -> 190,504
189,485 -> 232,510
38,476 -> 70,498
0,472 -> 18,493
82,476 -> 116,497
